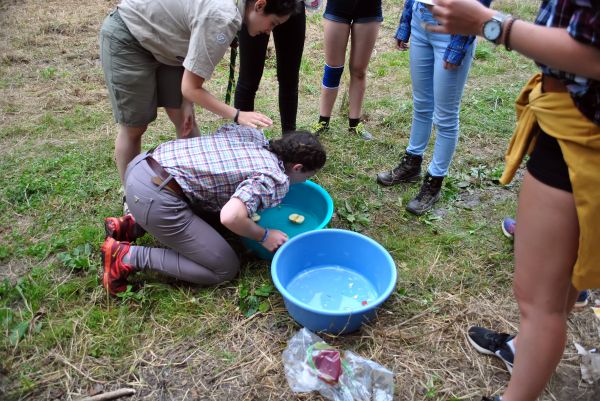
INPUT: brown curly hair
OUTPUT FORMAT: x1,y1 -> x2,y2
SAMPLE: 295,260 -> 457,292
268,131 -> 326,172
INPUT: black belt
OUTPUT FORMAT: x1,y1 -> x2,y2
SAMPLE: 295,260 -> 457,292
145,156 -> 186,199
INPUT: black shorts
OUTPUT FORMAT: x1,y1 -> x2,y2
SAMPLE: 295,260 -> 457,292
526,130 -> 573,192
323,0 -> 383,24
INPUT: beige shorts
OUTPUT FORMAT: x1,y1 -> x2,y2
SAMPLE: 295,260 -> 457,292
99,9 -> 184,127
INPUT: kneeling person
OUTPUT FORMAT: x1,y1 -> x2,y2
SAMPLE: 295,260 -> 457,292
101,125 -> 326,295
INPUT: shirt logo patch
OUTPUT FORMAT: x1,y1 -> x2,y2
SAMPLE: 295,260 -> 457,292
216,32 -> 227,44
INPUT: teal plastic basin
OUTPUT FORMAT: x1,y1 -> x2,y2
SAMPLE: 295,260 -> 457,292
241,180 -> 334,260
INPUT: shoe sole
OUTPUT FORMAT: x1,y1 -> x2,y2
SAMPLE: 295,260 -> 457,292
104,218 -> 119,240
100,240 -> 112,295
501,222 -> 514,240
376,175 -> 421,187
100,238 -> 120,297
467,335 -> 513,374
405,193 -> 441,216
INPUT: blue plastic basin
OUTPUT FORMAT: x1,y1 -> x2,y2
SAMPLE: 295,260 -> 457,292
271,229 -> 397,334
242,180 -> 334,260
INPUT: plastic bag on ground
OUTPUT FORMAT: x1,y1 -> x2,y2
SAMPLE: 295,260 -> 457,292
304,0 -> 323,12
282,328 -> 394,401
574,342 -> 600,384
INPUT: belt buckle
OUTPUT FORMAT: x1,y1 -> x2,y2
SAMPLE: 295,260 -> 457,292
151,176 -> 176,195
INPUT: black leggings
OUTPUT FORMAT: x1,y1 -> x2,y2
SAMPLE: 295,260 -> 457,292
234,9 -> 306,132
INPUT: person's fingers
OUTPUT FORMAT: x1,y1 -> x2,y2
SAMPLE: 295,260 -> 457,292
255,120 -> 271,128
256,113 -> 273,125
239,112 -> 272,128
254,118 -> 273,128
183,115 -> 194,136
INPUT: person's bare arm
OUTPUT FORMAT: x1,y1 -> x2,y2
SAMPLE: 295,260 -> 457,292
427,0 -> 600,80
220,197 -> 287,251
181,69 -> 273,128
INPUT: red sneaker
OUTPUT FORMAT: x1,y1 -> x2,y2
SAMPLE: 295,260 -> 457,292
104,214 -> 143,242
100,237 -> 134,296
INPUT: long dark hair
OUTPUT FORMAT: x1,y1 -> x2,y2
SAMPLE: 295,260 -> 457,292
269,131 -> 326,172
260,0 -> 303,17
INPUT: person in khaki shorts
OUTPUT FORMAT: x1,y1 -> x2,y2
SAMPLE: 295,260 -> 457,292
99,0 -> 302,186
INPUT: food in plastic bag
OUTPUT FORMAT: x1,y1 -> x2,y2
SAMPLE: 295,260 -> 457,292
283,328 -> 394,401
304,0 -> 323,12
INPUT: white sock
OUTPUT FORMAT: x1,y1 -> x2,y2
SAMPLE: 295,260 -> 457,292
506,338 -> 516,355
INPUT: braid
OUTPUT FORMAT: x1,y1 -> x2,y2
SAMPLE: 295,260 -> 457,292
269,131 -> 326,172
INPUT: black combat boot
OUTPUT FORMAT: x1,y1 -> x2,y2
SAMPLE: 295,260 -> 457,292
405,173 -> 444,215
376,152 -> 422,186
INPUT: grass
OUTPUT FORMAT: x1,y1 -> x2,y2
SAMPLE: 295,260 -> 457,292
0,0 -> 598,400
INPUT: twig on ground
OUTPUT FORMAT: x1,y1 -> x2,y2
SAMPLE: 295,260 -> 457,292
76,388 -> 135,401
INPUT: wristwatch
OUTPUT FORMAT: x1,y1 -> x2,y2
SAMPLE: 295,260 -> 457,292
482,12 -> 511,44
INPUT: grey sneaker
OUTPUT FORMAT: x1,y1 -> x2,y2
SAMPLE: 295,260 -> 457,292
376,153 -> 422,186
349,122 -> 373,140
468,326 -> 515,374
405,173 -> 443,215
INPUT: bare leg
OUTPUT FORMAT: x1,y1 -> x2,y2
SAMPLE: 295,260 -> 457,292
115,124 -> 147,184
165,106 -> 200,139
319,20 -> 350,117
503,172 -> 579,401
348,21 -> 380,119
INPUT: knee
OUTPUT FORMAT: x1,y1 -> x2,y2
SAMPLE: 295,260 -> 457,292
349,65 -> 367,81
277,74 -> 299,91
212,248 -> 240,283
513,281 -> 568,321
216,258 -> 240,283
119,125 -> 147,140
322,64 -> 344,89
235,79 -> 260,96
412,103 -> 434,118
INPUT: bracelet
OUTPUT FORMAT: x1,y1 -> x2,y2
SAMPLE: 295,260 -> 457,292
233,109 -> 240,124
259,228 -> 269,243
504,17 -> 518,52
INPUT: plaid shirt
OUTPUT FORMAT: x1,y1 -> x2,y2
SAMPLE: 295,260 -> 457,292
153,124 -> 289,215
395,0 -> 493,66
535,0 -> 600,125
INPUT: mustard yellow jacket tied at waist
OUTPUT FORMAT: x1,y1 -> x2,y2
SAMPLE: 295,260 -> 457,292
500,73 -> 600,290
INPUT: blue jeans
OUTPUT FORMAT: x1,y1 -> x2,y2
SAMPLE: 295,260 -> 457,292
406,4 -> 474,177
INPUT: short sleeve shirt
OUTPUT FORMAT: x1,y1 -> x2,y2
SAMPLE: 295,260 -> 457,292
118,0 -> 245,79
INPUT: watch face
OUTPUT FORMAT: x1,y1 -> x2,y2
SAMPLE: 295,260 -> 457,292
484,20 -> 501,41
